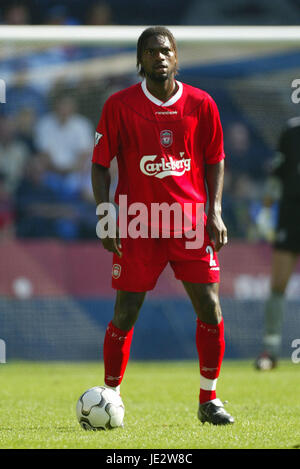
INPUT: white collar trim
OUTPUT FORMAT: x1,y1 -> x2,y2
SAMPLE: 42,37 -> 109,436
141,79 -> 183,107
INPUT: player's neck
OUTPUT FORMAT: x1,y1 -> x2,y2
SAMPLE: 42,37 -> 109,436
145,77 -> 178,103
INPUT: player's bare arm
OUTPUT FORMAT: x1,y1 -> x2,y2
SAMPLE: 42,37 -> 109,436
91,162 -> 122,257
205,159 -> 227,252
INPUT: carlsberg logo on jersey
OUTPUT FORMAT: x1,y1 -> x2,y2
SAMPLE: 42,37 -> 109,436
140,153 -> 191,179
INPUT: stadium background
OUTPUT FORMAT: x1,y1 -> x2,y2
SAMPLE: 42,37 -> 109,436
0,0 -> 300,362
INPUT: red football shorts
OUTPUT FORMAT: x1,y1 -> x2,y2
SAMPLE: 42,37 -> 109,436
111,228 -> 220,291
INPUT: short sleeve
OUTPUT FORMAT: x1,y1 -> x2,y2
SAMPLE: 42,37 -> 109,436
203,97 -> 225,165
92,97 -> 120,168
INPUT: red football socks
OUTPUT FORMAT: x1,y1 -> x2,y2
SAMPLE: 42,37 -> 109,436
103,321 -> 134,388
103,317 -> 225,403
196,317 -> 225,404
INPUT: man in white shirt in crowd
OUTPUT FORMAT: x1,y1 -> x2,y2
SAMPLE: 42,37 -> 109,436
35,94 -> 93,194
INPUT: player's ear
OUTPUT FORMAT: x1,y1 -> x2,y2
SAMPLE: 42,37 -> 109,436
136,59 -> 142,76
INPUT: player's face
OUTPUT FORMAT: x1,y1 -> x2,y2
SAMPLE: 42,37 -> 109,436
141,35 -> 177,82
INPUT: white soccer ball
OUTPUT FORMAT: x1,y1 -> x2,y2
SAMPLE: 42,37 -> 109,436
76,386 -> 125,430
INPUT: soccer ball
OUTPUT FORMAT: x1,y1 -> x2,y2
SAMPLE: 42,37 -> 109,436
76,386 -> 125,430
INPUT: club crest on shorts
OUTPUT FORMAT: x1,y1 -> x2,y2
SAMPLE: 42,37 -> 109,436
160,130 -> 173,148
112,264 -> 121,279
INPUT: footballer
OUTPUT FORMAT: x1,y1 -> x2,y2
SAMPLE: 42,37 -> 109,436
91,26 -> 234,425
256,116 -> 300,370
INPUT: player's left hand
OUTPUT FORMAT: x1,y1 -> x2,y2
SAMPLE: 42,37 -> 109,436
206,211 -> 228,252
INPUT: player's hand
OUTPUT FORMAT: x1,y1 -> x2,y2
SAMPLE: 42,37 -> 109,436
206,210 -> 228,252
101,227 -> 122,258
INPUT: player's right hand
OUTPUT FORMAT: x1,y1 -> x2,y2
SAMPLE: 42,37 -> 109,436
101,235 -> 122,258
206,210 -> 228,252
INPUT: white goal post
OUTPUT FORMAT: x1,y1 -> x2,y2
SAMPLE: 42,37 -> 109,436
0,25 -> 300,44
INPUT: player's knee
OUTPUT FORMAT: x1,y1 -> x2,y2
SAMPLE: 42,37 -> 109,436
113,308 -> 138,330
196,290 -> 222,324
113,297 -> 142,330
199,290 -> 219,310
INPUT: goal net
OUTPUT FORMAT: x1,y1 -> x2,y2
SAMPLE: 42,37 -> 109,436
0,26 -> 300,362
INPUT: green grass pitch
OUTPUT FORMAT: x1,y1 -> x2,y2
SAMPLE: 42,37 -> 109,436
0,360 -> 299,449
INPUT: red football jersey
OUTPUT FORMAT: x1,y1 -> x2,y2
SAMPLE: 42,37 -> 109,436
92,80 -> 225,233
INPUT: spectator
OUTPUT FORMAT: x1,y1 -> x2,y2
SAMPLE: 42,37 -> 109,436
5,77 -> 48,119
32,91 -> 96,238
34,92 -> 93,182
15,107 -> 38,155
223,122 -> 266,238
44,4 -> 79,25
15,156 -> 81,239
225,121 -> 265,181
2,2 -> 31,25
85,1 -> 113,25
0,115 -> 30,195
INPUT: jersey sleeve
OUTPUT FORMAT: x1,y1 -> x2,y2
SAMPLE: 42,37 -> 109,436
92,96 -> 120,167
203,96 -> 225,165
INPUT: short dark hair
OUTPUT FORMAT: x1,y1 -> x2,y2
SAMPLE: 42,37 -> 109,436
136,26 -> 178,77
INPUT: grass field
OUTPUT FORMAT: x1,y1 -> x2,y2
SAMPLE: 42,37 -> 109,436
0,360 -> 299,449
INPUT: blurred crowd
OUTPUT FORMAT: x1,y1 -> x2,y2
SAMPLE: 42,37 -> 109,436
0,0 -> 281,242
0,74 -> 129,240
0,1 -> 115,26
222,121 -> 273,239
1,0 -> 300,26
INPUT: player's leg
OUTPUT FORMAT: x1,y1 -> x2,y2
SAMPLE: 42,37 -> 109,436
182,281 -> 234,425
103,235 -> 167,391
256,249 -> 298,369
169,231 -> 233,424
182,281 -> 224,402
103,290 -> 146,393
266,249 -> 298,354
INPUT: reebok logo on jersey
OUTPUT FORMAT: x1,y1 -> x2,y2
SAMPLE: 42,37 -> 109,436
155,111 -> 178,115
140,153 -> 191,179
94,132 -> 103,146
